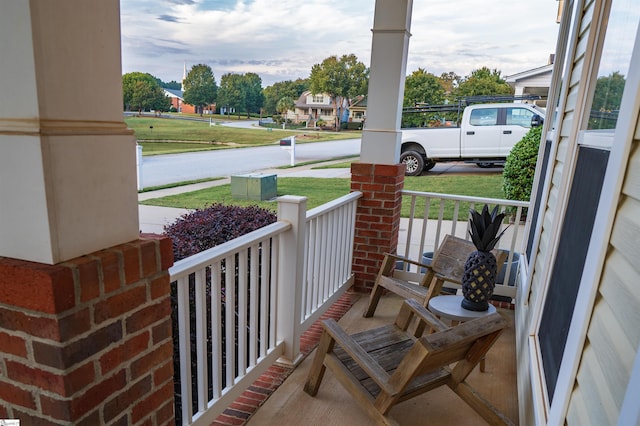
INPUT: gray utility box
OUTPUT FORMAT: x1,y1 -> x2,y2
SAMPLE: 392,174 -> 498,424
230,173 -> 277,201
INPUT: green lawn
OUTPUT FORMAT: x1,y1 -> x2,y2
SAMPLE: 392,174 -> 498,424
141,174 -> 507,219
126,117 -> 361,155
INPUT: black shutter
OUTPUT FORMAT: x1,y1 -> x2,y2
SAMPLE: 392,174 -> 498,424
539,146 -> 609,402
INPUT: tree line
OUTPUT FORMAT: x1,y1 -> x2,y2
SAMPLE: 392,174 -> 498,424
123,53 -> 526,128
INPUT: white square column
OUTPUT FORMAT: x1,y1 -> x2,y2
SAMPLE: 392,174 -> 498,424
360,0 -> 413,165
0,1 -> 139,264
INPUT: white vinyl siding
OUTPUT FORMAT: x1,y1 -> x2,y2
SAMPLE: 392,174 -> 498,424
519,0 -> 604,424
567,127 -> 640,423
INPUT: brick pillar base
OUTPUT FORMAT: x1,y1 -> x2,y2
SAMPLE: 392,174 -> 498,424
0,235 -> 175,425
350,163 -> 405,292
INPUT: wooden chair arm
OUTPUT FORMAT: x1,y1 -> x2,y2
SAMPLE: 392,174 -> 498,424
398,299 -> 449,333
321,319 -> 397,396
383,253 -> 432,272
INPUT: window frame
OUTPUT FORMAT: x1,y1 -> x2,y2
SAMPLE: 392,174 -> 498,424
545,8 -> 640,424
524,0 -> 640,422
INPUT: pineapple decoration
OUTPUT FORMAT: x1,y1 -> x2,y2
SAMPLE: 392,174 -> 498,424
461,204 -> 509,311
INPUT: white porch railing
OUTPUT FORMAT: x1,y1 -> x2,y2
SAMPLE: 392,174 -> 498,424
398,191 -> 530,299
169,191 -> 362,425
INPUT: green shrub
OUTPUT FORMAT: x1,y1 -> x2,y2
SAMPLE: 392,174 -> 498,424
503,125 -> 542,203
341,121 -> 363,130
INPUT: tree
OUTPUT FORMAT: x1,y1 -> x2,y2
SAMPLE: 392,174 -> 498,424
454,67 -> 513,99
242,72 -> 264,118
217,73 -> 245,118
217,73 -> 265,118
163,80 -> 182,90
309,54 -> 369,130
122,72 -> 170,113
439,71 -> 462,98
589,71 -> 626,129
183,64 -> 217,116
263,79 -> 309,115
402,69 -> 447,128
403,68 -> 445,107
276,97 -> 295,127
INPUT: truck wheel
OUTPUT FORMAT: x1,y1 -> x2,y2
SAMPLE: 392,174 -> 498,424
400,151 -> 424,176
424,161 -> 436,171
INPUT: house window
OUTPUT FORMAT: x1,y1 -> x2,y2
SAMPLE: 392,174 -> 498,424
586,1 -> 638,131
312,95 -> 324,103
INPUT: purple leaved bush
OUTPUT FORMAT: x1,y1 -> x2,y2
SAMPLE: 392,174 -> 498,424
164,203 -> 277,261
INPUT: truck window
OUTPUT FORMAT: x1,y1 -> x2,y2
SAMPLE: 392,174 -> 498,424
506,107 -> 535,127
469,108 -> 498,126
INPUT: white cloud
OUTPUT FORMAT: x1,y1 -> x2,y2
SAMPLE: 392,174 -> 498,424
120,0 -> 561,86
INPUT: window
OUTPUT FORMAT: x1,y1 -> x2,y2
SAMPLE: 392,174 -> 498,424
535,0 -> 639,411
469,108 -> 498,126
312,95 -> 324,103
586,0 -> 638,130
506,107 -> 535,127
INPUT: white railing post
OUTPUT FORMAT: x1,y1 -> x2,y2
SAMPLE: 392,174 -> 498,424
276,195 -> 307,365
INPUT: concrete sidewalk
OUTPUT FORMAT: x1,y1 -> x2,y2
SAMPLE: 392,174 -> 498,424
138,161 -> 352,234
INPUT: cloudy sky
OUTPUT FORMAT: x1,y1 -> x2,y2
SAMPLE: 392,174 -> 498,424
120,0 -> 561,87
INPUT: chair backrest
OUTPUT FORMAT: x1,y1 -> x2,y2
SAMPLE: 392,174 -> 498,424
430,235 -> 508,284
416,312 -> 506,375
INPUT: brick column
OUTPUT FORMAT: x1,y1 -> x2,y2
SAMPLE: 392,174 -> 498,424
0,235 -> 175,425
350,163 -> 405,292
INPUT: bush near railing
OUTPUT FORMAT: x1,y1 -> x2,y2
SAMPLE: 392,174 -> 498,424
164,204 -> 276,423
165,204 -> 276,262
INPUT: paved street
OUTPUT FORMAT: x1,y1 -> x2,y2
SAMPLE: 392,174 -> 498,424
140,138 -> 361,187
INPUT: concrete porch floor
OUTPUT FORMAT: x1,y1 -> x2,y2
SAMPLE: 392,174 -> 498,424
246,293 -> 518,425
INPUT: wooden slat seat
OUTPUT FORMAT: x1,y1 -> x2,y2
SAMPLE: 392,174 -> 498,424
304,299 -> 513,426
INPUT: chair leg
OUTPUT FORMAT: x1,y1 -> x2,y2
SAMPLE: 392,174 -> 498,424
363,283 -> 385,318
303,328 -> 335,396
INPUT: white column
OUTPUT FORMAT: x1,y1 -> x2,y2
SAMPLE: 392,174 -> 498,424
0,0 -> 139,264
276,195 -> 307,365
360,0 -> 413,164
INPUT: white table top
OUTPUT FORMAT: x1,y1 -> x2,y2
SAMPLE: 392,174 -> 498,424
428,295 -> 496,322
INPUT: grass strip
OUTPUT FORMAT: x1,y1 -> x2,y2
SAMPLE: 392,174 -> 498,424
127,117 -> 360,155
140,174 -> 507,220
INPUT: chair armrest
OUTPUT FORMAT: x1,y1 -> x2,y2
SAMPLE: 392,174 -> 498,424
321,319 -> 397,396
384,253 -> 432,272
402,299 -> 449,333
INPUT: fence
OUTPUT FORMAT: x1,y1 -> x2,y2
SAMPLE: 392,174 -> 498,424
398,190 -> 530,299
169,192 -> 362,425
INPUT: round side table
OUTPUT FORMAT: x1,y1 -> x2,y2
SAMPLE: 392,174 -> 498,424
428,295 -> 497,372
428,295 -> 496,322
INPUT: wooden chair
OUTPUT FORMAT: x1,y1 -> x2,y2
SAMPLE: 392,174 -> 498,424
363,234 -> 508,318
304,299 -> 512,426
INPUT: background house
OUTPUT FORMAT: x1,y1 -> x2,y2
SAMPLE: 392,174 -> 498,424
285,91 -> 336,127
285,91 -> 367,128
505,60 -> 554,107
163,88 -> 216,114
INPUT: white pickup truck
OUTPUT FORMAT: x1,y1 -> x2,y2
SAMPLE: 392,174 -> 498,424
400,103 -> 545,175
